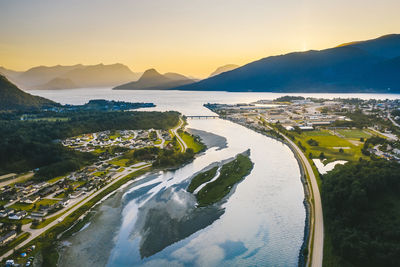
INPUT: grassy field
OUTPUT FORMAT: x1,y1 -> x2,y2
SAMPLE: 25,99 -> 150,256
293,130 -> 367,163
336,129 -> 370,139
47,175 -> 66,184
109,158 -> 131,167
93,171 -> 107,177
180,131 -> 205,153
9,199 -> 60,212
302,130 -> 332,136
187,166 -> 218,193
197,154 -> 253,206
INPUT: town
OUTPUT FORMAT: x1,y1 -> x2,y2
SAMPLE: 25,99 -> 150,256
206,96 -> 400,173
0,119 -> 199,266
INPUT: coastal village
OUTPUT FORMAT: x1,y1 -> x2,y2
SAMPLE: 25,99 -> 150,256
0,127 -> 176,266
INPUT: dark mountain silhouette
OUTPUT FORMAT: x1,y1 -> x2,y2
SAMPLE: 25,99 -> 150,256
0,74 -> 55,111
114,68 -> 195,90
173,34 -> 400,93
209,64 -> 239,77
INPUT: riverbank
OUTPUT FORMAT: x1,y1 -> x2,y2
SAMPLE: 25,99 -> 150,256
215,115 -> 317,267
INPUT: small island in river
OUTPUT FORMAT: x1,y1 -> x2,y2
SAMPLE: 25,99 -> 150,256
188,151 -> 254,206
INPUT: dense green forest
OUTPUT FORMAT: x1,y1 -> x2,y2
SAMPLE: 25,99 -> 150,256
322,160 -> 400,267
0,111 -> 180,179
274,95 -> 305,102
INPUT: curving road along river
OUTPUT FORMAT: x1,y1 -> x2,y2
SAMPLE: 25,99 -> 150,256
172,117 -> 187,152
283,135 -> 324,267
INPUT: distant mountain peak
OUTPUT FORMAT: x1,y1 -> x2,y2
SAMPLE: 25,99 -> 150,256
209,64 -> 239,77
114,69 -> 194,90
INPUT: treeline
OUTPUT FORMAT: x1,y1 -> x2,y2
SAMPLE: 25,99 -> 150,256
274,95 -> 305,102
322,160 -> 400,267
115,136 -> 196,169
361,136 -> 386,156
0,111 -> 180,179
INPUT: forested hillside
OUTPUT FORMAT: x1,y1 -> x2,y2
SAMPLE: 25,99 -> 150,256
322,160 -> 400,267
0,74 -> 55,111
0,111 -> 179,179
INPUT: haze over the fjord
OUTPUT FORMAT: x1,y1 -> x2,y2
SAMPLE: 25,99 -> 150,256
1,0 -> 400,78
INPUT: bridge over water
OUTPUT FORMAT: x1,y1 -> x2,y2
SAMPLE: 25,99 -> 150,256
185,115 -> 219,119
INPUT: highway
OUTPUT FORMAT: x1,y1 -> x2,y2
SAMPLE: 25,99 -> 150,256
283,134 -> 324,267
388,112 -> 400,128
259,118 -> 324,267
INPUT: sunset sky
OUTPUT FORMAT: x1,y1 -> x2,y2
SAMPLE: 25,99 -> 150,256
1,0 -> 399,78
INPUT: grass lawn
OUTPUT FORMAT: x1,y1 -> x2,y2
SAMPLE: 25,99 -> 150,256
35,199 -> 59,208
93,171 -> 107,177
180,131 -> 205,153
187,166 -> 218,193
336,129 -> 370,139
109,158 -> 130,167
302,130 -> 332,136
154,139 -> 162,145
108,132 -> 121,140
93,148 -> 106,154
364,128 -> 388,139
47,175 -> 66,184
9,202 -> 33,211
10,199 -> 59,212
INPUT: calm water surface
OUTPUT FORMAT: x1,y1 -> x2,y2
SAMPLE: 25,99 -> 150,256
30,89 -> 399,266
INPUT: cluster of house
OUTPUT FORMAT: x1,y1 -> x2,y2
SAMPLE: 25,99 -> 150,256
214,100 -> 350,132
0,179 -> 71,223
1,181 -> 49,203
62,129 -> 171,153
368,144 -> 400,162
65,163 -> 120,191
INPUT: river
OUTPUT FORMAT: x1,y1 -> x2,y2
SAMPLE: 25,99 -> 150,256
29,88 -> 400,266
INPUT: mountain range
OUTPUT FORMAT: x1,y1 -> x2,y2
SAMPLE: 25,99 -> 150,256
0,74 -> 55,111
173,34 -> 400,93
113,68 -> 195,90
0,63 -> 141,90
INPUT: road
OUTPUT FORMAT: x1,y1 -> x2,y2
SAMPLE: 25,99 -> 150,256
156,130 -> 165,149
0,164 -> 151,261
368,127 -> 398,141
0,172 -> 34,188
282,135 -> 324,267
388,112 -> 400,128
258,119 -> 323,267
171,117 -> 187,152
